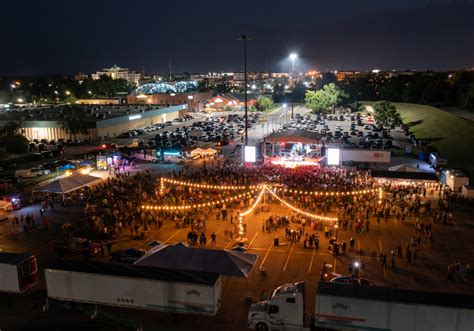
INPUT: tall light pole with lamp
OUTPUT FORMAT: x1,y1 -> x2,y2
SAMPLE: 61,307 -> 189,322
289,53 -> 298,119
239,35 -> 251,147
289,53 -> 297,73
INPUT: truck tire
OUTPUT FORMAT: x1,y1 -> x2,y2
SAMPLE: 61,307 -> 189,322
255,322 -> 268,331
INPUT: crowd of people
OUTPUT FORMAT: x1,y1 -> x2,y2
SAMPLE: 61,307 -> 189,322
10,158 -> 471,289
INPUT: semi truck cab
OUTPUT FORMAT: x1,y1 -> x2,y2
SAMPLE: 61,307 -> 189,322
248,282 -> 307,331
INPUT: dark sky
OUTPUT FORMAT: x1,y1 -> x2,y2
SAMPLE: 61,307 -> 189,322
0,0 -> 472,75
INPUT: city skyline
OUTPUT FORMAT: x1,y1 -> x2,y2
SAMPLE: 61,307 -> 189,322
0,0 -> 472,75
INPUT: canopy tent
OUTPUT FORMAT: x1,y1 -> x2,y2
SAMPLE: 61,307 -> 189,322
204,148 -> 217,154
265,129 -> 323,144
190,148 -> 206,156
191,147 -> 217,157
34,173 -> 102,194
134,243 -> 258,277
389,164 -> 421,173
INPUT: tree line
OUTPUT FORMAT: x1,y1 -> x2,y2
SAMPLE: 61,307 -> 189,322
0,75 -> 134,104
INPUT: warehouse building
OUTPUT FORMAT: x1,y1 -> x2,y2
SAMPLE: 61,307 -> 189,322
0,104 -> 187,142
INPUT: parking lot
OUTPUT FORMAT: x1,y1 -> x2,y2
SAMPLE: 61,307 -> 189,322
280,111 -> 411,151
1,185 -> 473,330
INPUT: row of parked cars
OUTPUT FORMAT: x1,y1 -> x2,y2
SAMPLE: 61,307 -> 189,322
116,115 -> 195,139
146,113 -> 260,151
282,113 -> 396,150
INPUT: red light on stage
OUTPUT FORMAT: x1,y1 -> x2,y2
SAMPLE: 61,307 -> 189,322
101,144 -> 106,148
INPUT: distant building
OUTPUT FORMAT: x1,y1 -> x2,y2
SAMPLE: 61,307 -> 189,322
78,99 -> 121,105
0,104 -> 187,141
92,65 -> 142,86
126,81 -> 210,111
127,92 -> 210,111
206,93 -> 258,111
335,71 -> 367,81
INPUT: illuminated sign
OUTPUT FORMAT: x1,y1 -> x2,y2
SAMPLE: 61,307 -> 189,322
327,148 -> 340,165
244,146 -> 256,163
128,115 -> 142,120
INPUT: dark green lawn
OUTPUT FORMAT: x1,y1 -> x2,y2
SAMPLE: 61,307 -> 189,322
364,102 -> 474,178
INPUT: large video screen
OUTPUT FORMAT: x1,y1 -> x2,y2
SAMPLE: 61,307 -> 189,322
327,148 -> 340,165
244,146 -> 256,163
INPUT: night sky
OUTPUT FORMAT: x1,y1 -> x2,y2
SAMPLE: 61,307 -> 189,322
0,0 -> 472,75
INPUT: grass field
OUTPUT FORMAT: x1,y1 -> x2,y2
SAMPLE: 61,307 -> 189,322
364,102 -> 474,178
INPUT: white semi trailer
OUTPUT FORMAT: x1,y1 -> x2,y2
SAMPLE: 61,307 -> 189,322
248,282 -> 474,331
0,253 -> 39,293
45,260 -> 222,316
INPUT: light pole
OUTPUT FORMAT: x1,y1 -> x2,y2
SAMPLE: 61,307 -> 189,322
289,53 -> 297,119
239,35 -> 251,147
289,53 -> 297,74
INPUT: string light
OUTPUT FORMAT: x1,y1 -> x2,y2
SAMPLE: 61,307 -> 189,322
378,187 -> 384,204
266,188 -> 338,222
160,178 -> 261,191
142,188 -> 258,211
240,185 -> 267,217
279,187 -> 378,196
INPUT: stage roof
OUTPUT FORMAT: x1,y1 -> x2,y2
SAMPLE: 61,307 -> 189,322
265,129 -> 322,144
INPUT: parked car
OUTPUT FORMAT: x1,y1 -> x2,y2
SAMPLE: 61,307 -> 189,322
110,248 -> 146,264
53,237 -> 101,257
15,167 -> 51,180
330,276 -> 376,286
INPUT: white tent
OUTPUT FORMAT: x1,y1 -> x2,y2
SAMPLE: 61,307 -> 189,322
34,173 -> 102,194
190,148 -> 206,156
389,164 -> 421,173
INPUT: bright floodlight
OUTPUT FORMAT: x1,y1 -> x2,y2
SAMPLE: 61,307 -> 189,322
354,262 -> 360,268
289,53 -> 297,60
283,103 -> 287,108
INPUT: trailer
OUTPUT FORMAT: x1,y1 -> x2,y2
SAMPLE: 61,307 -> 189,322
315,282 -> 474,331
0,253 -> 39,293
45,260 -> 222,316
248,281 -> 474,331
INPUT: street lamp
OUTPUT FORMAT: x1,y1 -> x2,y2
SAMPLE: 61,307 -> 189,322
239,34 -> 251,148
289,53 -> 298,73
65,91 -> 71,96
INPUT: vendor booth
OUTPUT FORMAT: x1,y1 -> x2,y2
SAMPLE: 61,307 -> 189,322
0,200 -> 13,221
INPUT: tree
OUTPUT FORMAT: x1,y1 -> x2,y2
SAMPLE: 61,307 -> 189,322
0,121 -> 21,137
215,82 -> 231,94
305,83 -> 348,113
197,79 -> 211,92
63,95 -> 78,104
58,105 -> 90,139
272,84 -> 285,103
0,121 -> 28,155
373,101 -> 402,129
292,82 -> 307,103
305,89 -> 331,113
5,135 -> 29,154
350,100 -> 365,113
256,96 -> 274,112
